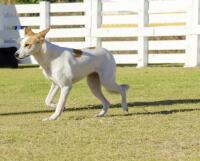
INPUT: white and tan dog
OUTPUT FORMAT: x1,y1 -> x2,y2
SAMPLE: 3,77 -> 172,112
15,27 -> 129,121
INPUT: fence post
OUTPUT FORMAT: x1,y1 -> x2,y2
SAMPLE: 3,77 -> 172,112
40,1 -> 50,30
137,0 -> 149,68
84,0 -> 92,47
0,4 -> 5,47
185,0 -> 200,67
91,0 -> 102,47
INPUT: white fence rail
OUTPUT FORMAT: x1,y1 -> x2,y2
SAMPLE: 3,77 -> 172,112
0,0 -> 200,67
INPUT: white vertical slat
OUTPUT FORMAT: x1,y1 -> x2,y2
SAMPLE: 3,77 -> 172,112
0,4 -> 5,47
40,1 -> 50,30
91,0 -> 102,47
185,0 -> 200,67
84,0 -> 92,47
137,0 -> 149,67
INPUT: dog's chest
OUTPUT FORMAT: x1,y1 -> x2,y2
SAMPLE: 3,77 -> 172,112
42,68 -> 53,81
42,65 -> 73,86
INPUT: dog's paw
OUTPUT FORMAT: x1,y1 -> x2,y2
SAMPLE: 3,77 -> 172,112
122,103 -> 128,113
42,117 -> 58,121
123,107 -> 128,112
49,114 -> 60,120
123,109 -> 129,115
42,114 -> 59,121
96,109 -> 107,117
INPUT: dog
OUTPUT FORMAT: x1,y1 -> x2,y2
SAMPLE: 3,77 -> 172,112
15,27 -> 129,121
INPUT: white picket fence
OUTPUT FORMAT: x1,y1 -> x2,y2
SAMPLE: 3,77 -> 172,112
0,0 -> 200,67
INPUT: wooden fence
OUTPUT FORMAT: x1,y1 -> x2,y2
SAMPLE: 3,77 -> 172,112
0,0 -> 200,67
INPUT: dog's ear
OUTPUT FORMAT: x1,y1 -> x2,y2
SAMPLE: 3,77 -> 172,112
37,28 -> 50,38
24,27 -> 35,36
36,28 -> 50,43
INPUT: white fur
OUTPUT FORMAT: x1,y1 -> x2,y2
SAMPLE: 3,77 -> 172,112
16,32 -> 129,121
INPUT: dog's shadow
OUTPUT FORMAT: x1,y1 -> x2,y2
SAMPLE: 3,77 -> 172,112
0,99 -> 200,117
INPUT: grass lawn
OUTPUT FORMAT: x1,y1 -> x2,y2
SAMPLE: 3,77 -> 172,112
0,67 -> 200,161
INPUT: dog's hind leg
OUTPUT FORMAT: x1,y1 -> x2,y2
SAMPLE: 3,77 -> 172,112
98,67 -> 129,112
45,82 -> 59,109
87,73 -> 110,117
102,80 -> 129,112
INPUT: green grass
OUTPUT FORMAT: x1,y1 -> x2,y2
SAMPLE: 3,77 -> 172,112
0,67 -> 200,161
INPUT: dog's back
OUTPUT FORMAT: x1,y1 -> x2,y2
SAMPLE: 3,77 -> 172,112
70,47 -> 115,83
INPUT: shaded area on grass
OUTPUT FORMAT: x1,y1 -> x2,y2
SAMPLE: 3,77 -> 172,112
108,108 -> 200,118
1,98 -> 200,116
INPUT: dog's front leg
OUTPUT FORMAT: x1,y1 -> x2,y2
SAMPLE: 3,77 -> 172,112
43,85 -> 72,121
45,82 -> 59,109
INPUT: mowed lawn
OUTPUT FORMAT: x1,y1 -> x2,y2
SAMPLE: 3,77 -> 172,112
0,67 -> 200,161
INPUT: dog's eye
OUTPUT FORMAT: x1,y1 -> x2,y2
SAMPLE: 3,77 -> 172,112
24,44 -> 30,47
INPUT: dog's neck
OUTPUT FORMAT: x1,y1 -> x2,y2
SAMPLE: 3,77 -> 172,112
32,40 -> 59,70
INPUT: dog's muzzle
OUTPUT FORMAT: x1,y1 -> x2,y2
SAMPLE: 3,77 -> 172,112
15,52 -> 19,59
15,52 -> 30,60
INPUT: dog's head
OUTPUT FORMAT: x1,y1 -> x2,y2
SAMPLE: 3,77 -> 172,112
15,27 -> 50,59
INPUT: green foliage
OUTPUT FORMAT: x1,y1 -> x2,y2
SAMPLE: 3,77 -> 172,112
1,0 -> 82,4
15,0 -> 39,4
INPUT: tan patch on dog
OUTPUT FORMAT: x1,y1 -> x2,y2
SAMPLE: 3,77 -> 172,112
38,28 -> 50,38
73,49 -> 82,57
24,27 -> 35,36
24,27 -> 50,46
24,36 -> 40,49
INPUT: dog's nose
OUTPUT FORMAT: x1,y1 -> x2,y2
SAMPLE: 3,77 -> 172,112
15,52 -> 19,58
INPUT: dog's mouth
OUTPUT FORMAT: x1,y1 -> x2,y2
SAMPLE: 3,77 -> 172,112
16,54 -> 30,60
